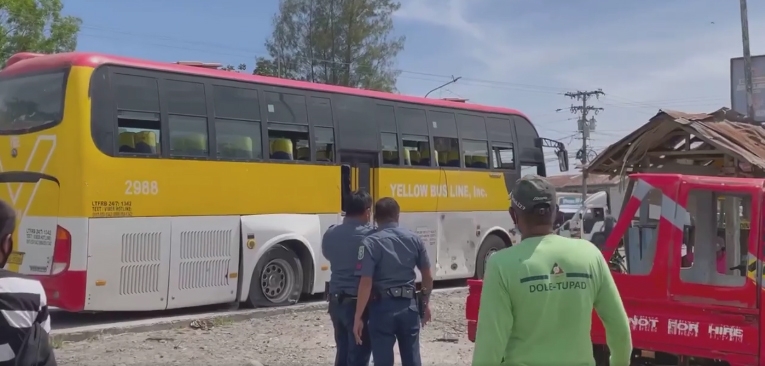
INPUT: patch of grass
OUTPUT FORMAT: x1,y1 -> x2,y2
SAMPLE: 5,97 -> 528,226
211,316 -> 234,327
50,336 -> 64,349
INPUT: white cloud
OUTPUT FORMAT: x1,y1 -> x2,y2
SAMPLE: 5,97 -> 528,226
395,0 -> 581,74
394,0 -> 765,173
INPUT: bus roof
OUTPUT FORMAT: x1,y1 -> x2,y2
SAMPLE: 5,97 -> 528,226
2,51 -> 530,120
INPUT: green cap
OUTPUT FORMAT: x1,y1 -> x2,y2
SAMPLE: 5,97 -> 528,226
511,175 -> 556,213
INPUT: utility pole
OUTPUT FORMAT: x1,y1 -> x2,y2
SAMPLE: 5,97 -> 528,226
739,0 -> 756,122
564,89 -> 604,236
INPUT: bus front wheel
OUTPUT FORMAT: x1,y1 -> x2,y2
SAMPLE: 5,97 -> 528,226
246,244 -> 304,308
474,234 -> 507,279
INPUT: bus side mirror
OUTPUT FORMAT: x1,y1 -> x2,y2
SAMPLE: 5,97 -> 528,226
558,149 -> 569,172
341,164 -> 351,212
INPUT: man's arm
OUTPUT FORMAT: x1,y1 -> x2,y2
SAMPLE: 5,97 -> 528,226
472,256 -> 512,366
415,237 -> 433,293
320,229 -> 332,259
593,254 -> 631,366
354,238 -> 378,320
37,283 -> 51,333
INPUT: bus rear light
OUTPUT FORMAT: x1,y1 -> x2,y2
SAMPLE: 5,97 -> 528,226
51,225 -> 71,275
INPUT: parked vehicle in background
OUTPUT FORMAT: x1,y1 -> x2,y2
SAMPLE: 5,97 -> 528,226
557,192 -> 586,221
558,191 -> 610,241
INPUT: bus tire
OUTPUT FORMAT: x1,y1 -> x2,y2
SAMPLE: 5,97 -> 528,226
246,244 -> 304,308
474,234 -> 506,279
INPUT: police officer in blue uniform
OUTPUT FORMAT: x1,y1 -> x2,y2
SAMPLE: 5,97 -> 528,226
352,197 -> 433,366
322,190 -> 374,366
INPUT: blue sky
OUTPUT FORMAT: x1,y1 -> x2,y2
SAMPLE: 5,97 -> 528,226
64,0 -> 765,174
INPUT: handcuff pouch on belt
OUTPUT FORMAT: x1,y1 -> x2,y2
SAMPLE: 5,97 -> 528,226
386,286 -> 415,299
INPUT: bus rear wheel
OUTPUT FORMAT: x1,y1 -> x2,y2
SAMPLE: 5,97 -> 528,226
246,244 -> 304,308
474,234 -> 507,279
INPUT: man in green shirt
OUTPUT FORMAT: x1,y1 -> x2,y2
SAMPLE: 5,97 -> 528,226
472,175 -> 632,366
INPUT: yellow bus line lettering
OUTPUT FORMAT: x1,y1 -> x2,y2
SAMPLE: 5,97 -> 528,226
389,183 -> 485,199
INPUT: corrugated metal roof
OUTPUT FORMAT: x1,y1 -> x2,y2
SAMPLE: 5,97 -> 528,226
587,107 -> 765,176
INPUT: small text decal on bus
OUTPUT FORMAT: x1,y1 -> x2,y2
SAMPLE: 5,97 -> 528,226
125,180 -> 159,195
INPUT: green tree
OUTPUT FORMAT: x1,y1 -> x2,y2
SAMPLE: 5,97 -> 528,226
220,63 -> 247,72
263,0 -> 405,92
253,57 -> 279,77
0,0 -> 82,64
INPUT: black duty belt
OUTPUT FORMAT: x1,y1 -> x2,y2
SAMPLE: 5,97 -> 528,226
329,293 -> 358,303
382,286 -> 415,299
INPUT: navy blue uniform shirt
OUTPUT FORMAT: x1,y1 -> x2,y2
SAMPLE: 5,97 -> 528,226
322,217 -> 375,295
355,222 -> 431,293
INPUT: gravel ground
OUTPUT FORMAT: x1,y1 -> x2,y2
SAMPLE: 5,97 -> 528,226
55,290 -> 473,365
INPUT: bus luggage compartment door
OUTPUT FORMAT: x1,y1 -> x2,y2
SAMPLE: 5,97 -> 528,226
0,172 -> 60,275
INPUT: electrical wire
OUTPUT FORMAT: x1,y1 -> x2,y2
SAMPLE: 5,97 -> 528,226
76,24 -> 728,109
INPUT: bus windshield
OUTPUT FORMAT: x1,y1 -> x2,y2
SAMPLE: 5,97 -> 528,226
0,71 -> 66,133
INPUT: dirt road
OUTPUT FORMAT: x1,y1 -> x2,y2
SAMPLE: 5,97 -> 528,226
56,290 -> 473,365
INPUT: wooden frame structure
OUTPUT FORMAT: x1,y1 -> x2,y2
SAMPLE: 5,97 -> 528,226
586,107 -> 765,178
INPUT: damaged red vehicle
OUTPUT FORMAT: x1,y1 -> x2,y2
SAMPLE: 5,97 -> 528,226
466,173 -> 765,366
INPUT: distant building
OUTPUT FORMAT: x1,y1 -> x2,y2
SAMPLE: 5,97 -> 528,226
547,173 -> 619,194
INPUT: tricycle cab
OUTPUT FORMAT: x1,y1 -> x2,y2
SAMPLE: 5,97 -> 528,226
594,173 -> 764,366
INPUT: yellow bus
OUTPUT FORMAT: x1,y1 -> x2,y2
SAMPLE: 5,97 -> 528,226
0,51 -> 568,312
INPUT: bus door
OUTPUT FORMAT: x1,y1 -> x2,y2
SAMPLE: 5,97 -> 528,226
340,151 -> 378,213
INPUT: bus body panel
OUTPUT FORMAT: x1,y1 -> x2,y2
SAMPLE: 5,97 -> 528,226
0,66 -> 94,276
34,217 -> 88,311
82,152 -> 341,217
85,217 -> 172,311
398,211 -> 511,280
376,167 -> 510,212
238,213 -> 338,302
166,216 -> 240,309
84,215 -> 241,311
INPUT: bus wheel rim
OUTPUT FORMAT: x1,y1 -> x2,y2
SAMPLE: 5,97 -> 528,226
484,249 -> 498,269
260,258 -> 294,303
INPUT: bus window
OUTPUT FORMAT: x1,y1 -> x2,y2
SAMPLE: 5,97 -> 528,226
314,127 -> 335,162
213,85 -> 261,120
213,85 -> 261,160
402,134 -> 429,166
268,123 -> 309,160
463,140 -> 489,169
169,116 -> 208,157
167,80 -> 208,157
491,143 -> 515,169
433,137 -> 458,167
521,163 -> 542,176
265,91 -> 308,125
381,133 -> 399,165
215,119 -> 261,160
263,92 -> 308,125
376,105 -> 397,132
114,74 -> 160,155
0,71 -> 65,134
